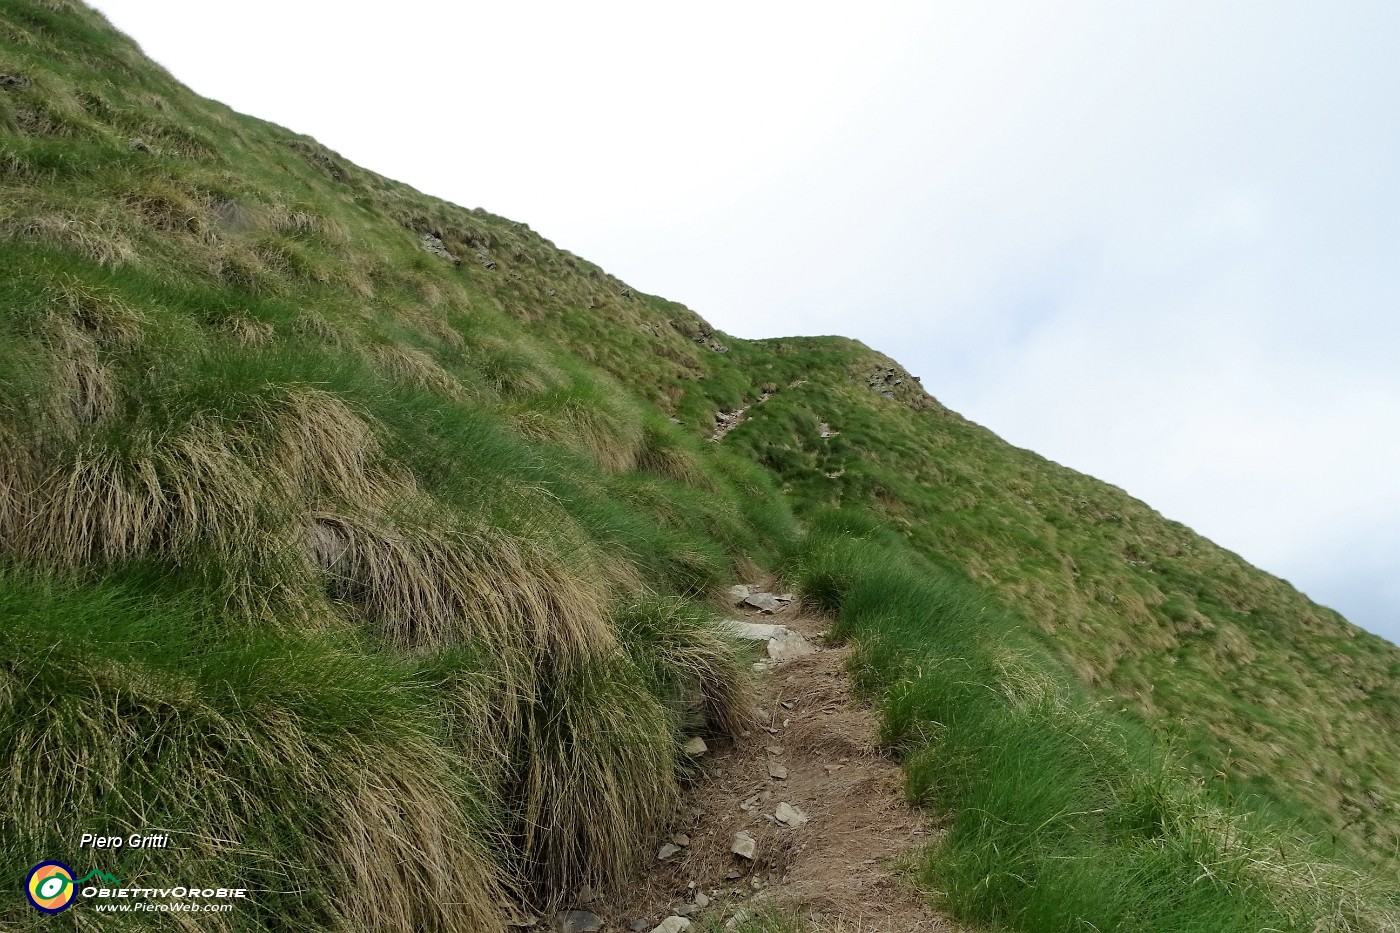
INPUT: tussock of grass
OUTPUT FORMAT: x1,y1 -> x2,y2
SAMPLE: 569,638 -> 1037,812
636,416 -> 716,489
210,311 -> 276,347
306,509 -> 617,664
370,344 -> 470,401
0,423 -> 32,545
264,201 -> 348,244
618,596 -> 755,736
121,177 -> 213,237
0,195 -> 137,265
44,275 -> 145,343
265,387 -> 405,508
47,327 -> 117,427
511,657 -> 679,907
0,573 -> 506,932
467,332 -> 563,398
513,378 -> 644,474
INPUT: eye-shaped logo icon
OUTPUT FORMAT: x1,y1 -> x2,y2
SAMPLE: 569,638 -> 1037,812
26,861 -> 77,914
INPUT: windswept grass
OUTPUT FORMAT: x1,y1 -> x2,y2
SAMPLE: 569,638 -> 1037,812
788,512 -> 1399,933
511,657 -> 680,907
618,596 -> 755,736
0,572 -> 506,932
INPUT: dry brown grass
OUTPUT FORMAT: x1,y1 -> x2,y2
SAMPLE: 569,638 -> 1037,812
208,242 -> 282,295
636,421 -> 716,490
515,660 -> 680,908
0,376 -> 641,652
513,389 -> 644,475
293,309 -> 350,348
265,388 -> 402,509
305,510 -> 617,664
19,425 -> 273,573
1,389 -> 395,621
400,302 -> 468,349
47,329 -> 117,429
121,178 -> 213,238
369,344 -> 470,402
0,200 -> 137,266
327,751 -> 506,933
0,422 -> 35,546
0,142 -> 31,178
0,655 -> 506,933
45,275 -> 145,344
213,312 -> 276,347
264,202 -> 349,245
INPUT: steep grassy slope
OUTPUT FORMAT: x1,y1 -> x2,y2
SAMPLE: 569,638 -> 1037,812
1,2 -> 1397,931
705,338 -> 1400,863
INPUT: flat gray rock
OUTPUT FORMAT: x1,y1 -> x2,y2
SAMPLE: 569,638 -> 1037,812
718,619 -> 815,660
681,736 -> 708,756
743,592 -> 782,612
775,801 -> 809,828
766,629 -> 816,661
719,619 -> 785,641
554,910 -> 603,933
657,842 -> 682,861
731,830 -> 757,859
651,918 -> 692,933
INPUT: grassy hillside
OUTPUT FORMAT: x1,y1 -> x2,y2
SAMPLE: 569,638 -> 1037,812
1,2 -> 1397,930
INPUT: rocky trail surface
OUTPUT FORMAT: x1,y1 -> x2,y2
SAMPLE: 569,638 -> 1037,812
585,587 -> 962,933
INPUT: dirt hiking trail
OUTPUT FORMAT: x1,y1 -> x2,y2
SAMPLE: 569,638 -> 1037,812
599,589 -> 964,932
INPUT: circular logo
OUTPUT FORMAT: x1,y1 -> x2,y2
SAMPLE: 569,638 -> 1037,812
25,861 -> 76,914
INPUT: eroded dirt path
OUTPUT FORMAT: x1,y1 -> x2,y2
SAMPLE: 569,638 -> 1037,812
602,600 -> 961,932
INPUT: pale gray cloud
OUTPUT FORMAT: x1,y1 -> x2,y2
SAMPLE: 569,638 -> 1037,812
92,1 -> 1400,642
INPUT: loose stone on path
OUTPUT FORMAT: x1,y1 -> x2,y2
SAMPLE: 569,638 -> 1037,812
775,801 -> 809,828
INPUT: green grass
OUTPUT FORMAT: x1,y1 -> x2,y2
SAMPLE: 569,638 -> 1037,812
786,512 -> 1396,932
0,569 -> 505,931
1,1 -> 1398,929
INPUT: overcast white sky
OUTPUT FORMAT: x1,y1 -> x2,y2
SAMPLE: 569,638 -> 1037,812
91,1 -> 1400,644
